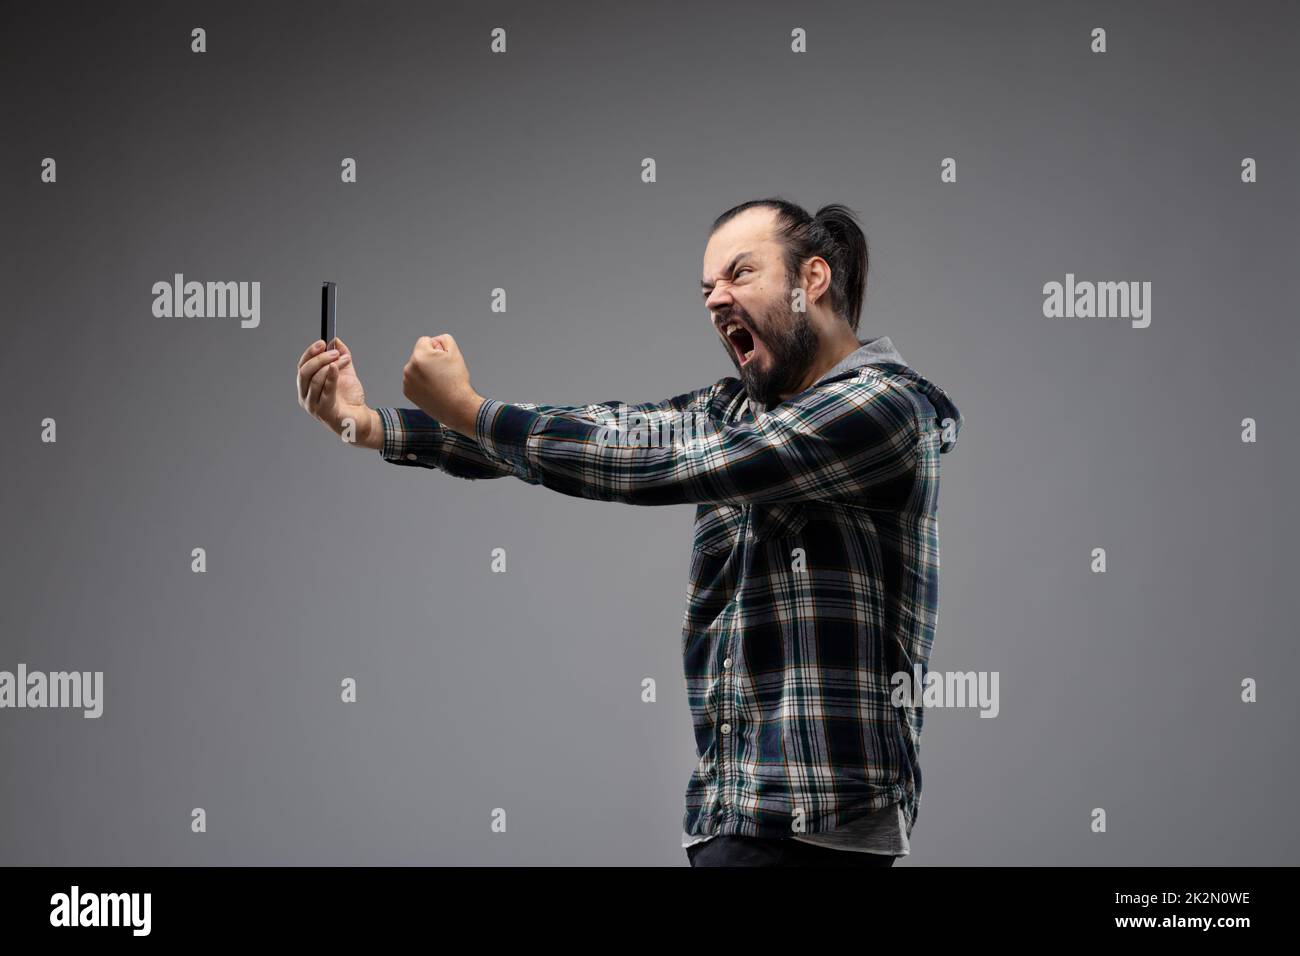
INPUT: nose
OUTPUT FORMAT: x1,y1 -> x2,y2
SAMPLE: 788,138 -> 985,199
706,288 -> 734,323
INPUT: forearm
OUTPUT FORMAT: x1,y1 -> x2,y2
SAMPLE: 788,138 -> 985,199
353,395 -> 480,452
375,387 -> 716,483
372,405 -> 518,479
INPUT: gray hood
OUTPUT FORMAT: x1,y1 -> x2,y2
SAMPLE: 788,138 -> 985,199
809,335 -> 963,454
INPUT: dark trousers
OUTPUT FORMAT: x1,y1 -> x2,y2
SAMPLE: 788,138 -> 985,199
686,834 -> 898,867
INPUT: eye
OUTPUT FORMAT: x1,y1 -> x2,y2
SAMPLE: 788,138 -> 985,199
702,267 -> 753,299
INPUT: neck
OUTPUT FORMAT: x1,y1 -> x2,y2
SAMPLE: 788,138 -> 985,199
779,324 -> 863,400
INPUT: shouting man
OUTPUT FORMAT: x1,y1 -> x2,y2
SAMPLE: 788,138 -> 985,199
296,198 -> 963,867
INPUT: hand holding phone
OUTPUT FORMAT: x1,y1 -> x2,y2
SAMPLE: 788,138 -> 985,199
297,281 -> 381,449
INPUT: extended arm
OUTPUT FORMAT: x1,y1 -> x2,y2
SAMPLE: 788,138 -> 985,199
465,375 -> 921,507
376,387 -> 716,480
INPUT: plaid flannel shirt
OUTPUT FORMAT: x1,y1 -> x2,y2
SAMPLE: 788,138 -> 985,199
376,347 -> 962,843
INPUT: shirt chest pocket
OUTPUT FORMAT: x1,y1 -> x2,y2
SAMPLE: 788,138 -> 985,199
748,502 -> 809,546
693,502 -> 810,556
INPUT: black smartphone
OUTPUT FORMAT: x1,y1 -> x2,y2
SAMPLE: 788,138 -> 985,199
321,281 -> 337,349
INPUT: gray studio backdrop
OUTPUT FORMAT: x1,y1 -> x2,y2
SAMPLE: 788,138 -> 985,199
2,0 -> 1297,866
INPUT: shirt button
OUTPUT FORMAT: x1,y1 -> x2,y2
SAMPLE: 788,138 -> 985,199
723,657 -> 733,669
406,453 -> 417,460
720,722 -> 731,735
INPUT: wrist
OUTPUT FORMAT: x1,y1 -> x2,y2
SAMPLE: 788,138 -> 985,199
358,407 -> 384,450
445,391 -> 485,437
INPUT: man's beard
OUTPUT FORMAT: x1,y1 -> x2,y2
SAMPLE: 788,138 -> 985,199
721,287 -> 821,409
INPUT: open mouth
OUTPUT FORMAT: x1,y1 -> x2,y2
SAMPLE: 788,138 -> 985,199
725,322 -> 757,366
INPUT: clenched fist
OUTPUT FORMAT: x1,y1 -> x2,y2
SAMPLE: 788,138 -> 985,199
402,334 -> 484,435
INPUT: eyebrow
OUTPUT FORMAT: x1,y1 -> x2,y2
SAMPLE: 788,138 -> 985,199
700,251 -> 754,295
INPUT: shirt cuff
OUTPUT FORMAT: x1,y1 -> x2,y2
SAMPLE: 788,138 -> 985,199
473,398 -> 541,468
376,406 -> 446,466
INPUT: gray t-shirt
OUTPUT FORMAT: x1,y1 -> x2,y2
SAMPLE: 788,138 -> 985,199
682,802 -> 910,856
